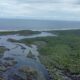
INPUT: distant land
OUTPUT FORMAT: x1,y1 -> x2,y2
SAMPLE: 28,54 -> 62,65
0,19 -> 80,31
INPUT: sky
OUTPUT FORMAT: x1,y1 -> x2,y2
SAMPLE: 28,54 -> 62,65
0,0 -> 80,20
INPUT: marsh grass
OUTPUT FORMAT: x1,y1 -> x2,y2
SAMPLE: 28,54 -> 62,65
7,30 -> 80,80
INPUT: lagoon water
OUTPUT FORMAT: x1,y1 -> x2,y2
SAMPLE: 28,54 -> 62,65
0,19 -> 80,31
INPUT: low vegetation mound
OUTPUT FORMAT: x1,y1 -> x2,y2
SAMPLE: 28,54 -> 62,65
0,30 -> 40,36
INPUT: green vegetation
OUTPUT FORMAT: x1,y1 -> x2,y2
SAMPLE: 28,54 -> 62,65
0,46 -> 9,57
0,66 -> 7,72
19,66 -> 46,80
0,77 -> 4,80
39,36 -> 80,72
27,51 -> 36,60
0,30 -> 40,36
7,29 -> 80,80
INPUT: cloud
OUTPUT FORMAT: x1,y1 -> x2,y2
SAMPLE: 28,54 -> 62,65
0,0 -> 80,20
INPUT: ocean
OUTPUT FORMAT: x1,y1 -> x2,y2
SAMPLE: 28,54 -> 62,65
0,19 -> 80,31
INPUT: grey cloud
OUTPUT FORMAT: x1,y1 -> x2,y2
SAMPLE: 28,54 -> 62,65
75,0 -> 80,4
0,0 -> 80,20
16,0 -> 80,4
16,0 -> 59,3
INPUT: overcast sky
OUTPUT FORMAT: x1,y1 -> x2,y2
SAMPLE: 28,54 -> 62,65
0,0 -> 80,20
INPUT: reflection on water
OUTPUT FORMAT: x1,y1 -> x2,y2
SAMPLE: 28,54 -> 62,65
0,32 -> 55,40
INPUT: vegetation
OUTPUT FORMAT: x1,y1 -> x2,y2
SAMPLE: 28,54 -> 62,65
19,66 -> 38,80
7,29 -> 80,80
0,46 -> 9,57
0,77 -> 4,80
0,30 -> 40,36
27,51 -> 36,60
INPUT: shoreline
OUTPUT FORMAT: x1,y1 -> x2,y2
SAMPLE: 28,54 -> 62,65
0,28 -> 80,32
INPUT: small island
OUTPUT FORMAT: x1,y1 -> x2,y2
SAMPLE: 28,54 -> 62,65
0,30 -> 40,36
